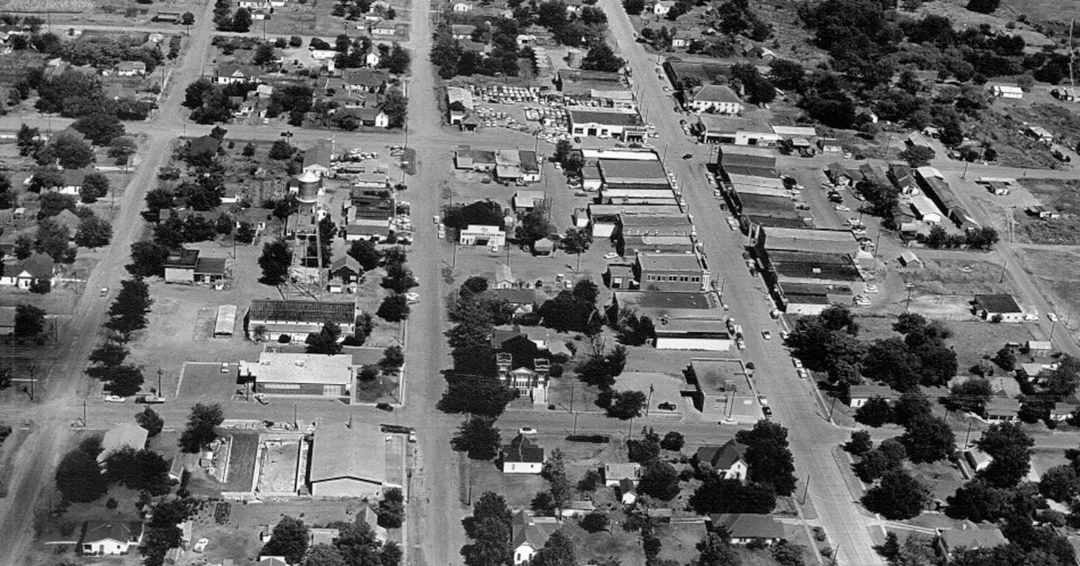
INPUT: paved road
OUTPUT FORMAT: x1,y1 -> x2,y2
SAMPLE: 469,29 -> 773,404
596,2 -> 884,564
0,1 -> 221,563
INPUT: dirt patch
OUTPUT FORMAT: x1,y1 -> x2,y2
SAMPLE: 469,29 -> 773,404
901,258 -> 1011,296
1020,179 -> 1080,213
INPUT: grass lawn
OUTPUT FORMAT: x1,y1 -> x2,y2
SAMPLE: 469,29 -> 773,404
188,431 -> 259,497
356,373 -> 401,403
900,258 -> 1012,296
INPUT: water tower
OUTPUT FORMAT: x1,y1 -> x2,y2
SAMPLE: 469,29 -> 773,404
295,170 -> 321,213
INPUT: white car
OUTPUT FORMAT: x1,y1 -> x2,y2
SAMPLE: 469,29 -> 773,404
793,358 -> 803,368
519,427 -> 537,435
604,252 -> 619,260
762,330 -> 772,340
1048,313 -> 1059,322
104,395 -> 126,403
220,362 -> 230,373
405,292 -> 421,304
864,285 -> 879,294
194,538 -> 209,553
834,205 -> 850,212
758,395 -> 768,406
797,368 -> 809,379
779,330 -> 790,341
736,338 -> 746,350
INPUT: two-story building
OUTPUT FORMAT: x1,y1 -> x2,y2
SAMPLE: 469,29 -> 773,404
686,85 -> 743,114
634,252 -> 709,293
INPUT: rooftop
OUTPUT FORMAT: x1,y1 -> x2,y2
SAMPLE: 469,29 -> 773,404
248,299 -> 356,324
711,514 -> 783,540
689,84 -> 741,104
598,159 -> 669,184
697,439 -> 748,470
569,109 -> 644,127
310,422 -> 386,485
636,252 -> 704,272
503,434 -> 544,463
242,352 -> 354,386
974,294 -> 1022,314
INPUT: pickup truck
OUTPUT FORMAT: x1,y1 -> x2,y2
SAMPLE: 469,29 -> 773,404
135,395 -> 166,404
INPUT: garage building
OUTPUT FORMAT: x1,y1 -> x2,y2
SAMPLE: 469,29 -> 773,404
309,422 -> 387,498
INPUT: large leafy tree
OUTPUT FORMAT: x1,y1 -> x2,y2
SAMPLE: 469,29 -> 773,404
451,415 -> 501,460
55,443 -> 107,502
75,214 -> 113,248
532,530 -> 576,566
637,459 -> 681,501
861,470 -> 929,520
135,406 -> 164,437
461,492 -> 512,566
14,304 -> 46,338
975,422 -> 1033,488
695,533 -> 740,566
258,240 -> 292,286
261,516 -> 310,564
179,403 -> 224,453
900,416 -> 955,463
736,420 -> 797,496
104,278 -> 153,336
306,321 -> 343,355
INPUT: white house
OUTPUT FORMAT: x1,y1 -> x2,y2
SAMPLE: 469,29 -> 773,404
710,514 -> 783,545
619,478 -> 638,504
451,1 -> 472,11
459,225 -> 506,247
696,440 -> 748,480
650,0 -> 672,15
81,521 -> 144,555
501,434 -> 545,474
115,60 -> 146,76
686,85 -> 743,114
604,462 -> 641,486
511,511 -> 560,565
990,84 -> 1023,99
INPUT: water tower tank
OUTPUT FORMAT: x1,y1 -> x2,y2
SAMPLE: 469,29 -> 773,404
296,170 -> 321,204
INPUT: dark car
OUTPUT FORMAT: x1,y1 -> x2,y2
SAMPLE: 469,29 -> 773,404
762,406 -> 773,418
682,153 -> 693,159
376,403 -> 394,412
658,402 -> 677,411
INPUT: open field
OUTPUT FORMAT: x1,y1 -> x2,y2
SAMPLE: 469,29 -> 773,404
1020,179 -> 1080,214
965,108 -> 1062,170
856,316 -> 1037,365
0,0 -> 205,27
901,258 -> 1012,296
1017,248 -> 1080,337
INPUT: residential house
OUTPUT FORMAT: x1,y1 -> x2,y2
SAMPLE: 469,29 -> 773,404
568,109 -> 647,142
454,147 -> 498,171
495,353 -> 549,401
189,135 -> 221,156
989,84 -> 1023,99
560,500 -> 596,518
246,299 -> 357,341
1026,125 -> 1054,144
511,511 -> 560,565
486,264 -> 516,289
60,167 -> 94,195
0,252 -> 56,289
501,434 -> 545,473
672,29 -> 701,49
357,506 -> 388,542
898,250 -> 923,268
848,384 -> 897,408
258,558 -> 290,566
99,423 -> 149,464
116,60 -> 147,76
818,138 -> 843,153
619,478 -> 637,504
452,1 -> 472,11
634,252 -> 709,293
826,162 -> 853,186
350,107 -> 389,128
343,69 -> 389,93
214,64 -> 263,85
984,394 -> 1020,422
369,20 -> 397,36
52,209 -> 81,236
329,256 -> 363,286
1027,340 -> 1053,357
936,526 -> 1008,560
154,11 -> 182,22
604,462 -> 641,486
513,190 -> 545,211
686,85 -> 743,114
1051,396 -> 1080,421
240,352 -> 356,400
708,514 -> 783,545
451,24 -> 476,40
695,439 -> 748,480
974,294 -> 1024,323
649,0 -> 672,15
163,249 -> 227,284
488,288 -> 542,316
308,422 -> 388,497
81,521 -> 144,555
303,144 -> 333,177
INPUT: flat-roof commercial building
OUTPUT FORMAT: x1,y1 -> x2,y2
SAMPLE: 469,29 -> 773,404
309,422 -> 389,498
568,110 -> 647,142
598,159 -> 669,187
654,318 -> 731,351
247,300 -> 357,342
240,352 -> 356,400
635,253 -> 709,293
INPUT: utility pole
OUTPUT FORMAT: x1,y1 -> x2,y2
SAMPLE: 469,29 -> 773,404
964,420 -> 974,447
999,258 -> 1008,284
82,398 -> 87,427
801,473 -> 810,505
827,396 -> 837,422
646,384 -> 654,417
905,283 -> 915,312
157,367 -> 163,395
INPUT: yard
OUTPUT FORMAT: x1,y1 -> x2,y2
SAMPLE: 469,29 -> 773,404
186,430 -> 260,497
0,0 -> 204,27
1017,248 -> 1080,336
900,258 -> 1013,297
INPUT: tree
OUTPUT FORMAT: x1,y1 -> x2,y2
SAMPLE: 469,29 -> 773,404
0,174 -> 13,210
262,516 -> 310,565
128,241 -> 170,277
254,43 -> 277,66
306,544 -> 348,566
75,214 -> 113,248
660,431 -> 685,451
893,391 -> 933,427
542,449 -> 571,509
947,378 -> 992,412
769,59 -> 806,92
258,240 -> 292,285
581,42 -> 625,73
231,7 -> 253,31
80,172 -> 110,204
38,191 -> 77,219
438,374 -> 515,418
861,470 -> 928,520
900,416 -> 955,463
181,11 -> 195,27
104,365 -> 144,396
379,345 -> 404,372
770,540 -> 807,566
451,415 -> 501,460
376,294 -> 410,322
736,420 -> 797,496
854,438 -> 906,482
966,0 -> 999,14
16,124 -> 41,157
622,0 -> 645,15
1040,464 -> 1080,502
55,446 -> 106,502
235,222 -> 256,244
532,530 -> 576,566
72,112 -> 125,146
845,430 -> 873,455
179,403 -> 224,453
383,90 -> 408,128
975,422 -> 1033,488
1045,355 -> 1080,397
579,512 -> 609,533
348,239 -> 382,271
695,533 -> 740,566
638,459 -> 680,501
14,304 -> 45,338
269,140 -> 296,160
47,132 -> 96,169
306,322 -> 343,355
605,390 -> 646,419
994,347 -> 1016,371
135,406 -> 164,437
105,278 -> 153,336
89,341 -> 128,367
378,488 -> 405,528
562,227 -> 592,271
854,397 -> 894,427
899,145 -> 935,167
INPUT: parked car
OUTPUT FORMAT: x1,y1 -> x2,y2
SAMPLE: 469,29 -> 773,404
758,395 -> 768,406
657,402 -> 677,411
254,393 -> 269,405
405,292 -> 421,304
797,368 -> 809,379
519,427 -> 537,435
864,285 -> 879,294
779,330 -> 790,341
1048,313 -> 1059,322
761,406 -> 773,418
604,252 -> 619,259
376,403 -> 394,412
194,538 -> 209,553
762,330 -> 772,340
220,362 -> 230,373
834,205 -> 850,212
104,395 -> 126,403
793,358 -> 803,369
99,287 -> 109,297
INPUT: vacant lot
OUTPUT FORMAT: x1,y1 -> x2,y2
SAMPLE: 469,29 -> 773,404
965,108 -> 1062,170
857,316 -> 1036,364
0,0 -> 204,27
1019,178 -> 1080,214
901,258 -> 1012,296
1017,248 -> 1080,336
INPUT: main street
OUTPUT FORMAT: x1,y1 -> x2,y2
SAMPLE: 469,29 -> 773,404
596,1 -> 885,564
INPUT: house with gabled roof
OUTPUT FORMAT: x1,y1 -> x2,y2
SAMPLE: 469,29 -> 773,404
687,85 -> 743,114
303,143 -> 333,177
308,422 -> 388,498
99,423 -> 149,463
511,510 -> 561,565
116,60 -> 147,76
247,299 -> 357,341
343,68 -> 389,93
936,525 -> 1007,559
708,514 -> 783,545
501,434 -> 545,473
695,439 -> 748,480
81,521 -> 144,555
0,251 -> 57,289
603,462 -> 641,486
214,64 -> 263,85
52,209 -> 81,237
